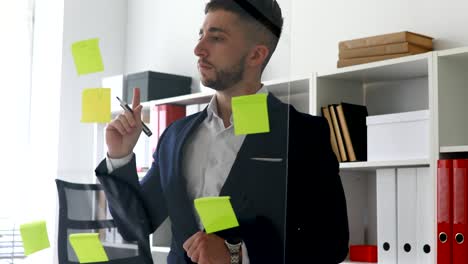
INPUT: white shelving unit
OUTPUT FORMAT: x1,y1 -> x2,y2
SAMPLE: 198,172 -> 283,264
313,52 -> 435,264
95,46 -> 468,263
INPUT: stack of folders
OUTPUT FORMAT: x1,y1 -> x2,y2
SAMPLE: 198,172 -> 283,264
376,166 -> 434,263
321,103 -> 368,162
438,159 -> 468,264
337,31 -> 433,68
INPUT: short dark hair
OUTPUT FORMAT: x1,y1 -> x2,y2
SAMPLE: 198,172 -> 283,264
205,0 -> 284,71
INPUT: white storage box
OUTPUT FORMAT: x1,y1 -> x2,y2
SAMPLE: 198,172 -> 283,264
367,110 -> 429,161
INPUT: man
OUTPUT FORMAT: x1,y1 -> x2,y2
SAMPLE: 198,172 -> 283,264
95,0 -> 349,263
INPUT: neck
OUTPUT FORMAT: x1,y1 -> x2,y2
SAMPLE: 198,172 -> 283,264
215,80 -> 263,128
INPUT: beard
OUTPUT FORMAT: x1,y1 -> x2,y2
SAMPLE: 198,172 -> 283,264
200,55 -> 246,91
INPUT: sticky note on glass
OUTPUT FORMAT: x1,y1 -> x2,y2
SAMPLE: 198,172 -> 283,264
81,88 -> 111,123
71,38 -> 104,75
194,196 -> 239,234
69,233 -> 109,263
232,93 -> 269,135
19,220 -> 50,256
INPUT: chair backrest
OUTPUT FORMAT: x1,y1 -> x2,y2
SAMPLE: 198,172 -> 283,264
0,219 -> 25,263
55,179 -> 150,264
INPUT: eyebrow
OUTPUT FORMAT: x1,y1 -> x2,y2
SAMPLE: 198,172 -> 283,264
199,27 -> 230,36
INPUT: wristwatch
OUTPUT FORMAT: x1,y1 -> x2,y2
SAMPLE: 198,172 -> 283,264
224,238 -> 242,264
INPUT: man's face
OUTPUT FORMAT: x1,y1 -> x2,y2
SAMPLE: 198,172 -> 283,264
194,10 -> 251,91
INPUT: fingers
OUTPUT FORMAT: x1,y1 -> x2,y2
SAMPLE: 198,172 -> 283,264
132,87 -> 140,110
108,111 -> 138,135
183,231 -> 199,251
133,105 -> 143,125
184,231 -> 204,262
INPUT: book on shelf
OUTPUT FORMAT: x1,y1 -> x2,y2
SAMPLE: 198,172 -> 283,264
329,104 -> 348,162
335,102 -> 368,162
321,106 -> 341,162
338,31 -> 433,50
337,52 -> 415,68
339,42 -> 430,59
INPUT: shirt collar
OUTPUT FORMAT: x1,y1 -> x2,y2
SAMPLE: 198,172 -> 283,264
206,85 -> 268,123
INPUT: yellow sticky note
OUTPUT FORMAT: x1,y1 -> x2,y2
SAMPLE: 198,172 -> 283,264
194,196 -> 239,234
232,93 -> 270,135
19,220 -> 50,256
69,233 -> 109,263
71,38 -> 104,75
81,88 -> 111,123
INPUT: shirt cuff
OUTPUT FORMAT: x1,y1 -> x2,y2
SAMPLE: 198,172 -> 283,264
106,152 -> 134,173
242,241 -> 250,264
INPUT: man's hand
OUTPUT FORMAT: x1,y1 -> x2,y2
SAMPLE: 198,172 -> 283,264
183,231 -> 231,264
106,88 -> 143,159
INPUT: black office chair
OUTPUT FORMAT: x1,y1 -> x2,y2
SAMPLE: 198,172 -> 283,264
0,219 -> 25,264
55,179 -> 153,264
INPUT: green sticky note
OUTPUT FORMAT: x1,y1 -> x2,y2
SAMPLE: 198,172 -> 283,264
71,38 -> 104,75
194,196 -> 239,234
69,233 -> 109,263
19,220 -> 50,256
81,88 -> 111,123
232,93 -> 270,135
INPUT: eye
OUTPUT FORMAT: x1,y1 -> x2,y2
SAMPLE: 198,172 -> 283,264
210,36 -> 223,42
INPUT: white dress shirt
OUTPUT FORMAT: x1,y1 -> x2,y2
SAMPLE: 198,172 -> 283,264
106,87 -> 268,263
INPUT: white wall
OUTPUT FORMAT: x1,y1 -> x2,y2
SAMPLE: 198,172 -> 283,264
291,0 -> 468,76
58,0 -> 127,183
126,0 -> 468,82
125,0 -> 292,91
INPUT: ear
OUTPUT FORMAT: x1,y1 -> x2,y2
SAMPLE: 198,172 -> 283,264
247,44 -> 270,68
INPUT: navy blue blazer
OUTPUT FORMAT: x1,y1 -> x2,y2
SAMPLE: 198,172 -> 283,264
96,93 -> 349,264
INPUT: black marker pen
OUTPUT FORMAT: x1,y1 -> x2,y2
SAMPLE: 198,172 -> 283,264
116,96 -> 152,137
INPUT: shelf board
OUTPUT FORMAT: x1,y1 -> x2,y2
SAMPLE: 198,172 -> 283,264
145,91 -> 215,107
111,92 -> 214,114
113,76 -> 312,114
151,246 -> 170,253
440,145 -> 468,153
437,46 -> 468,59
340,159 -> 430,171
341,261 -> 377,264
102,242 -> 170,253
318,52 -> 431,82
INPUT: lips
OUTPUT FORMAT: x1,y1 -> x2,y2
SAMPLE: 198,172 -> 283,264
198,61 -> 213,70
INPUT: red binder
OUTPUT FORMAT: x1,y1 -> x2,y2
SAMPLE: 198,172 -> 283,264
437,159 -> 453,264
453,159 -> 468,264
150,104 -> 186,161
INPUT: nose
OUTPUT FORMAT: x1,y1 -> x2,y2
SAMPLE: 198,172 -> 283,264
194,37 -> 208,58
